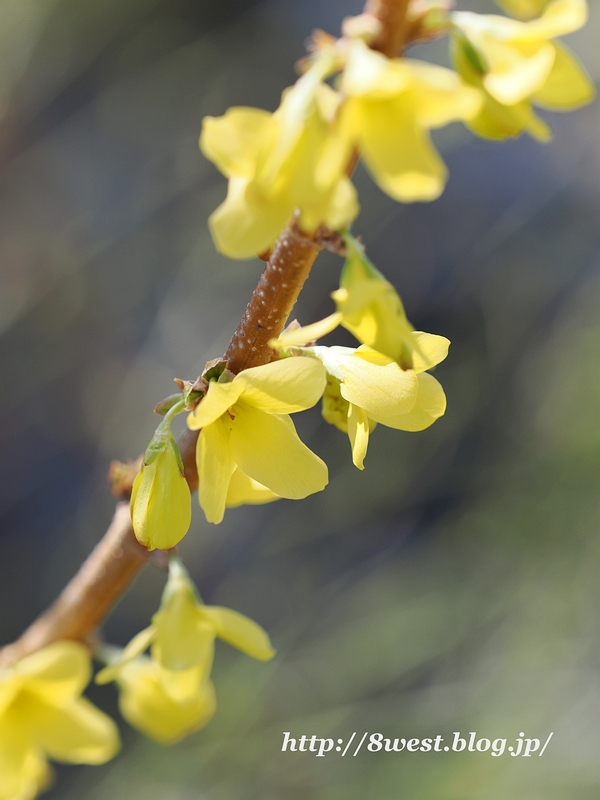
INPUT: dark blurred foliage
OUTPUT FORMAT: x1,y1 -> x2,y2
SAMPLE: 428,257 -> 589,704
1,0 -> 600,797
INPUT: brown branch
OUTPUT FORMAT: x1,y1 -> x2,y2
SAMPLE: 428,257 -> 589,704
365,0 -> 412,56
0,505 -> 148,667
0,0 -> 412,668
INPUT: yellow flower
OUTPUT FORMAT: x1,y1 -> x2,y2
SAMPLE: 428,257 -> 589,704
338,40 -> 481,202
97,559 -> 274,744
451,0 -> 594,140
311,337 -> 449,468
187,358 -> 328,524
272,234 -> 422,369
109,657 -> 216,745
201,57 -> 358,259
0,641 -> 119,800
131,401 -> 191,551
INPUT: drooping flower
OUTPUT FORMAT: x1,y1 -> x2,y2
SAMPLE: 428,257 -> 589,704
201,56 -> 358,259
337,39 -> 481,202
130,400 -> 191,551
451,0 -> 594,140
187,357 -> 328,524
310,337 -> 449,468
0,641 -> 119,800
97,559 -> 274,744
272,233 -> 422,369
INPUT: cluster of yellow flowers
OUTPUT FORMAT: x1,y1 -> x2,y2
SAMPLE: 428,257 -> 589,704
0,562 -> 273,796
131,232 -> 450,545
201,0 -> 592,260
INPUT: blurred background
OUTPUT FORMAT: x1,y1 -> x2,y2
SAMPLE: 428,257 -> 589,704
1,0 -> 600,797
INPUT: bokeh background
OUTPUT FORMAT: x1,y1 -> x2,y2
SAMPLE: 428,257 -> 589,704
1,0 -> 600,797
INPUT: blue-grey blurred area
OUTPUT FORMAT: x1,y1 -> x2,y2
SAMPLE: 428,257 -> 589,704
1,0 -> 600,797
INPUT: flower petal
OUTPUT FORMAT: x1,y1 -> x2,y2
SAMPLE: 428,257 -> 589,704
483,41 -> 556,105
226,467 -> 280,507
153,610 -> 214,674
117,659 -> 216,744
406,60 -> 482,128
20,694 -> 120,765
187,380 -> 243,430
201,606 -> 276,661
337,349 -> 418,417
0,721 -> 49,800
200,107 -> 272,178
235,357 -> 326,414
347,403 -> 370,470
533,42 -> 595,109
370,372 -> 447,431
269,312 -> 343,348
16,641 -> 90,708
411,332 -> 451,373
197,419 -> 236,525
208,176 -> 293,260
358,98 -> 448,202
515,0 -> 587,41
95,626 -> 156,685
231,405 -> 328,499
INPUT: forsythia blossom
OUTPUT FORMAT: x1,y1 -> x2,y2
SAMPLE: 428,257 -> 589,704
274,234 -> 421,369
313,338 -> 449,468
201,56 -> 358,259
187,357 -> 328,524
131,400 -> 191,551
451,0 -> 594,140
0,642 -> 119,800
97,559 -> 274,743
337,40 -> 482,202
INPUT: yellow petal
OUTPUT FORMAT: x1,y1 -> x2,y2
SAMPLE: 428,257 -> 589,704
18,694 -> 120,765
201,606 -> 276,661
130,444 -> 192,551
342,40 -> 412,98
208,175 -> 293,260
157,662 -> 214,703
197,418 -> 235,525
187,379 -> 243,430
153,589 -> 214,675
235,357 -> 326,414
269,312 -> 343,348
200,107 -> 272,178
533,42 -> 595,108
321,376 -> 350,433
406,60 -> 483,127
516,0 -> 588,40
226,467 -> 280,507
95,626 -> 156,685
231,404 -> 328,499
0,723 -> 49,800
299,175 -> 359,234
334,348 -> 419,417
483,41 -> 556,105
117,659 -> 216,744
347,403 -> 370,470
16,641 -> 90,708
411,332 -> 451,373
357,97 -> 448,202
370,372 -> 447,431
